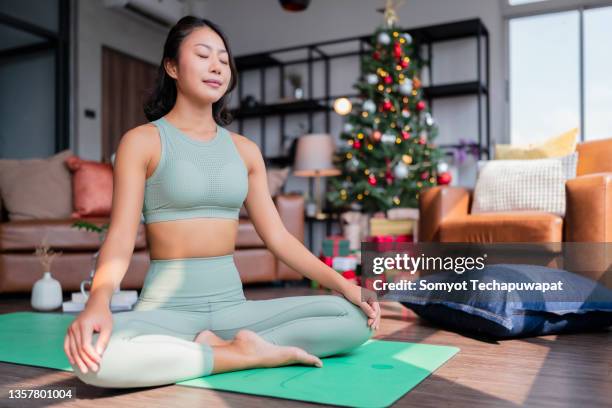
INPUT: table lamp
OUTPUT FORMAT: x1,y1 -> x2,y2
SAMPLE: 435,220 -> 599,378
293,133 -> 341,219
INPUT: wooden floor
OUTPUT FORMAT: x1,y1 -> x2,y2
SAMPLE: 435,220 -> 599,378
0,282 -> 610,408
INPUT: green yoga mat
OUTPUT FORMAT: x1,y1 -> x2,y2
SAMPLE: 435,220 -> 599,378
0,312 -> 459,408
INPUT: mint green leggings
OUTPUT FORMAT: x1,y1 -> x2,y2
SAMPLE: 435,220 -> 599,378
70,254 -> 373,388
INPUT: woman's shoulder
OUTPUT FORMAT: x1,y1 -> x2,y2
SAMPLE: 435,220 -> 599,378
226,130 -> 264,171
115,123 -> 160,164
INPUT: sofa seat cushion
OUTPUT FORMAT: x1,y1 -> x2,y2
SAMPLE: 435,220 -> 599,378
0,218 -> 147,251
236,218 -> 265,247
440,212 -> 563,243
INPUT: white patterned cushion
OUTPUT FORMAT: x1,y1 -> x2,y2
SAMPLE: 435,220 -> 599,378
471,152 -> 578,216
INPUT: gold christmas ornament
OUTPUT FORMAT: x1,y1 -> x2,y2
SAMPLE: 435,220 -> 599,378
402,154 -> 412,164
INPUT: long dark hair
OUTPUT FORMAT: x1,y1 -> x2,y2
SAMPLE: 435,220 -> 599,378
143,16 -> 238,125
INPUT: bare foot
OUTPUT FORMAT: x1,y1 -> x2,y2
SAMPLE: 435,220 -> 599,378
233,329 -> 323,368
194,330 -> 231,346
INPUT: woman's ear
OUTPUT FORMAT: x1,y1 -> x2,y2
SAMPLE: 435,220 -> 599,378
164,57 -> 178,80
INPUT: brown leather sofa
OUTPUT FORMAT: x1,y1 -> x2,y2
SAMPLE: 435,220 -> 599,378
419,138 -> 612,243
0,193 -> 305,294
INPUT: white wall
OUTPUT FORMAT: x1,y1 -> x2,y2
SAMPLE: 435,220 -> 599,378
72,0 -> 169,161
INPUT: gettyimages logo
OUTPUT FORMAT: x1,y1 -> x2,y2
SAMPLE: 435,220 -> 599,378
372,252 -> 488,275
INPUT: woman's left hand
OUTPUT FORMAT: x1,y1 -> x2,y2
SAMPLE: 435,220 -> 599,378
342,283 -> 381,331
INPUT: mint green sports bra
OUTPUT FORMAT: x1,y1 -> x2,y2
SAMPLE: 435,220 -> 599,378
142,116 -> 248,224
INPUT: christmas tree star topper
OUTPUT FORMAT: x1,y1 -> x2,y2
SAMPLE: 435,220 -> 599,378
377,0 -> 406,28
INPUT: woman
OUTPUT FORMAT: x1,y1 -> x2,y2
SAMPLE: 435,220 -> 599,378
64,16 -> 381,389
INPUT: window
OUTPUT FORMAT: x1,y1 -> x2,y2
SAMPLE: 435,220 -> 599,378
507,3 -> 612,143
584,6 -> 612,140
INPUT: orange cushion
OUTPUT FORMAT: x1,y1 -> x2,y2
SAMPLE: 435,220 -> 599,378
65,156 -> 113,218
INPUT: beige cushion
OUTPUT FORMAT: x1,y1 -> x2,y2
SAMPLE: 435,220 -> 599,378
238,167 -> 291,217
471,152 -> 578,217
0,150 -> 74,220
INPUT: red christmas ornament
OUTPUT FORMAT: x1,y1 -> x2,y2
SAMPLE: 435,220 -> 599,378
437,171 -> 452,185
401,130 -> 411,140
371,130 -> 382,142
373,51 -> 381,60
420,171 -> 429,180
418,136 -> 426,145
383,75 -> 393,85
416,100 -> 426,111
368,175 -> 377,186
393,42 -> 402,59
385,172 -> 394,185
384,157 -> 393,185
400,59 -> 409,68
382,100 -> 393,111
353,140 -> 361,149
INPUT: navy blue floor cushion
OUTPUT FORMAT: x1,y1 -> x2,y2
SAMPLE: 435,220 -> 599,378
396,264 -> 612,339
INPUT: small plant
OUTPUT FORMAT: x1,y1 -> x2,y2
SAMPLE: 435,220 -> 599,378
72,220 -> 109,243
34,235 -> 62,272
286,71 -> 303,89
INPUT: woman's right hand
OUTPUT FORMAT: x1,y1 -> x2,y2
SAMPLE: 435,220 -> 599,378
64,303 -> 113,374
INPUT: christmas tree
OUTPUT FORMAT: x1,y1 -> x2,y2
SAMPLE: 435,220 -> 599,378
327,2 -> 448,214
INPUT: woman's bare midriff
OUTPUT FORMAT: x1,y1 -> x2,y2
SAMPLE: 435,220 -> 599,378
145,218 -> 239,260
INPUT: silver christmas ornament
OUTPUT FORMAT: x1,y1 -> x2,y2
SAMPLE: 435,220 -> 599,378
347,157 -> 360,172
366,73 -> 378,85
362,99 -> 376,113
381,133 -> 396,144
399,79 -> 413,95
437,162 -> 449,173
401,109 -> 411,118
377,31 -> 391,45
402,32 -> 413,44
424,112 -> 434,127
393,162 -> 409,179
343,122 -> 354,133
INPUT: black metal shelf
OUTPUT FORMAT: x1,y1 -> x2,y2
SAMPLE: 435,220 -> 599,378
231,80 -> 488,122
423,81 -> 488,98
231,17 -> 490,170
231,99 -> 330,119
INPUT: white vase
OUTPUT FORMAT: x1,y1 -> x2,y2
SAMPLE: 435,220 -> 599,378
31,271 -> 63,311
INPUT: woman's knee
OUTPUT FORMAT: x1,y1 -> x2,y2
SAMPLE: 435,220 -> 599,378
330,295 -> 374,343
70,336 -> 141,389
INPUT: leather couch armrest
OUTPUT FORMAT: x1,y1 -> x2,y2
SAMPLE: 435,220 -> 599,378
273,193 -> 305,280
418,186 -> 472,242
565,172 -> 612,242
